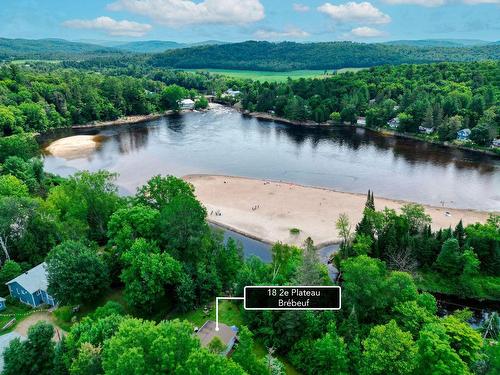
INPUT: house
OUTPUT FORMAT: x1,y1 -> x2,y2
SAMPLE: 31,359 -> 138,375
0,332 -> 25,371
0,297 -> 5,311
180,98 -> 195,110
457,128 -> 471,141
356,117 -> 366,126
225,89 -> 241,97
387,118 -> 400,129
492,138 -> 500,148
196,320 -> 238,356
6,263 -> 56,308
419,126 -> 434,134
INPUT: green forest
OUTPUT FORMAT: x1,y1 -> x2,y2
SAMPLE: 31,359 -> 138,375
149,41 -> 500,71
0,54 -> 499,374
0,134 -> 498,373
239,61 -> 500,149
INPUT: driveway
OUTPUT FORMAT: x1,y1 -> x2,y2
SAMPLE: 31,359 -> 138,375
14,311 -> 66,341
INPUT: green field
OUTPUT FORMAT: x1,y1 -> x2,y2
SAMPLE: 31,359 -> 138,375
185,68 -> 365,82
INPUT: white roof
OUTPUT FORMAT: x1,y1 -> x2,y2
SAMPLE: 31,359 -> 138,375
181,99 -> 195,104
6,262 -> 48,294
0,332 -> 25,371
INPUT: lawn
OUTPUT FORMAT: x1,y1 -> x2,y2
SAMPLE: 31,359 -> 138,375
416,272 -> 500,301
172,300 -> 302,374
53,288 -> 130,331
0,300 -> 33,333
184,68 -> 365,82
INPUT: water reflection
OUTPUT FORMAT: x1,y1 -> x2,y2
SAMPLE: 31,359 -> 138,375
41,105 -> 499,210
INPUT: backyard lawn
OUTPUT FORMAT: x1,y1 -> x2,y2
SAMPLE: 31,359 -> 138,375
184,68 -> 365,82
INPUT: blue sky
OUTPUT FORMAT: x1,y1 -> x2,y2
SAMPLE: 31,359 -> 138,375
0,0 -> 498,43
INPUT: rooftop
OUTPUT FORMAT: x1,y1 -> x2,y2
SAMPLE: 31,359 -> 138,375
6,262 -> 48,294
196,320 -> 238,348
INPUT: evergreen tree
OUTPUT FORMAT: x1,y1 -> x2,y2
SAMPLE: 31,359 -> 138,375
454,220 -> 465,248
435,238 -> 463,276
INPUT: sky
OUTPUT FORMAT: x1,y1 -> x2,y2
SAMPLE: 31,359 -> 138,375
0,0 -> 499,43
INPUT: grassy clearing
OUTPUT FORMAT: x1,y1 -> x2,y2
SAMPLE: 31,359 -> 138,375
172,301 -> 302,374
416,272 -> 500,301
185,68 -> 365,82
0,300 -> 32,333
53,288 -> 129,330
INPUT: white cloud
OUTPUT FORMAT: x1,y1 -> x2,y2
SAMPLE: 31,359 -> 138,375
107,0 -> 265,27
461,0 -> 500,3
383,0 -> 499,6
63,16 -> 152,37
382,0 -> 446,6
318,2 -> 391,24
253,27 -> 310,40
348,26 -> 386,37
293,3 -> 310,12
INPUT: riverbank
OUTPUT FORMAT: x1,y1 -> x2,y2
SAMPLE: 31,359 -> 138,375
240,109 -> 500,157
184,175 -> 494,247
71,112 -> 170,129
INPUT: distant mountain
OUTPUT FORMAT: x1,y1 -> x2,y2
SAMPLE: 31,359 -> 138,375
0,37 -> 121,60
384,39 -> 492,48
113,40 -> 185,53
149,40 -> 500,71
112,40 -> 228,53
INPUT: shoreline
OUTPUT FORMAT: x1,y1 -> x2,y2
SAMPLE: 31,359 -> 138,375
184,174 -> 495,247
239,109 -> 500,157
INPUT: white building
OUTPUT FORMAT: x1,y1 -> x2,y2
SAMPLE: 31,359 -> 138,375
180,99 -> 195,110
225,89 -> 241,97
356,117 -> 366,126
387,118 -> 400,129
419,126 -> 434,134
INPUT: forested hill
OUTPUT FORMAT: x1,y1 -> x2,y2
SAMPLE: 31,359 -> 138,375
0,38 -> 125,60
149,41 -> 500,71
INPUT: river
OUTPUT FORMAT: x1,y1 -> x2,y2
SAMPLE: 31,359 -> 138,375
42,105 -> 499,211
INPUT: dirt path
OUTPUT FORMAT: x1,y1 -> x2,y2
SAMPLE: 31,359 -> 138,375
14,311 -> 66,341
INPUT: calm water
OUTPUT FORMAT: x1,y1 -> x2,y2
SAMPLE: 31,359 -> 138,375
42,105 -> 499,210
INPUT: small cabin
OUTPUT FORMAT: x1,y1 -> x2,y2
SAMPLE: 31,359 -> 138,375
0,297 -> 5,311
225,89 -> 241,97
180,99 -> 195,110
419,126 -> 434,134
387,118 -> 400,129
356,117 -> 366,126
491,138 -> 500,147
196,320 -> 238,356
6,263 -> 56,308
457,128 -> 471,141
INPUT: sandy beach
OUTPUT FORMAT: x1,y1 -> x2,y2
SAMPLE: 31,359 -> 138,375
184,175 -> 494,247
44,135 -> 104,160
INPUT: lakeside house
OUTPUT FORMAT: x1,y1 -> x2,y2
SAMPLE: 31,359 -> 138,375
196,320 -> 238,356
387,118 -> 400,129
180,98 -> 195,110
457,128 -> 471,141
225,89 -> 241,97
356,117 -> 366,126
492,138 -> 500,148
0,297 -> 5,311
419,126 -> 434,134
0,332 -> 25,371
6,262 -> 56,308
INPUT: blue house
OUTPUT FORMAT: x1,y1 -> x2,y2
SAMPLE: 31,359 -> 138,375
0,297 -> 5,311
6,263 -> 56,308
457,128 -> 471,141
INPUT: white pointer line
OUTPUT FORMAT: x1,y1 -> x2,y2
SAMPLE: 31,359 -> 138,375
215,296 -> 244,331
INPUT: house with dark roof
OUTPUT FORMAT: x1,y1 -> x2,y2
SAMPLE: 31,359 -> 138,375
6,263 -> 56,308
196,320 -> 238,356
